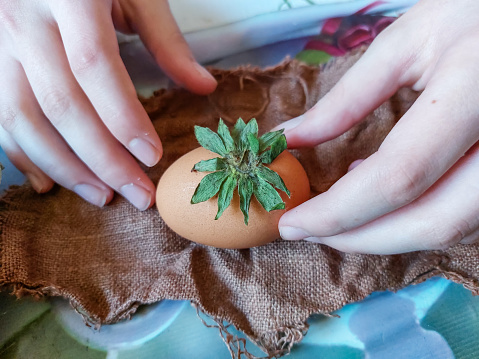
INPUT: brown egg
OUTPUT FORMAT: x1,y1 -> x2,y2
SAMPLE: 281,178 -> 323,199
156,147 -> 310,249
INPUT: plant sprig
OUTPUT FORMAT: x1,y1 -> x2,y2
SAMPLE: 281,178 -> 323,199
191,118 -> 290,225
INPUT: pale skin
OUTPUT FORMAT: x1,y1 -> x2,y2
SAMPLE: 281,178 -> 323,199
1,0 -> 477,254
0,0 -> 217,211
278,0 -> 479,253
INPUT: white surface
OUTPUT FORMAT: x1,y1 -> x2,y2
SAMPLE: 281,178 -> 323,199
52,298 -> 187,351
118,0 -> 418,63
169,0 -> 415,34
170,0 -> 354,33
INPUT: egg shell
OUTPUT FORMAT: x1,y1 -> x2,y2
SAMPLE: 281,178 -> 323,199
156,147 -> 310,249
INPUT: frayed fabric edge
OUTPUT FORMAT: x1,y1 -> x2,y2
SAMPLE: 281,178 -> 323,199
0,281 -> 141,329
190,264 -> 479,359
0,265 -> 478,359
439,269 -> 479,296
192,301 -> 311,359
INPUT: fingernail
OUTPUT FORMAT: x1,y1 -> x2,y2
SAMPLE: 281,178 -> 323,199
74,184 -> 108,207
348,159 -> 364,172
276,115 -> 305,132
194,62 -> 216,82
26,172 -> 51,193
120,183 -> 152,211
279,226 -> 310,241
129,138 -> 161,167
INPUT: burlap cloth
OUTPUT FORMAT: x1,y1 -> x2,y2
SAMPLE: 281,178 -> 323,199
1,50 -> 478,358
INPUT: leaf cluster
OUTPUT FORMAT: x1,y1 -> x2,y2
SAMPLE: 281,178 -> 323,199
191,118 -> 290,224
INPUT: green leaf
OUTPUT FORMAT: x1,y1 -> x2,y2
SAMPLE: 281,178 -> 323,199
217,119 -> 235,152
215,175 -> 238,220
256,165 -> 290,196
194,125 -> 227,156
259,134 -> 287,164
191,170 -> 229,204
190,118 -> 291,225
240,119 -> 258,150
258,129 -> 284,152
253,177 -> 286,212
238,176 -> 254,225
231,118 -> 246,148
192,158 -> 227,172
247,133 -> 259,154
295,49 -> 332,66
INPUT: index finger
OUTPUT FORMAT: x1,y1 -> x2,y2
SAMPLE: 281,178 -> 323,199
123,0 -> 218,95
278,20 -> 425,148
279,58 -> 479,240
51,0 -> 162,167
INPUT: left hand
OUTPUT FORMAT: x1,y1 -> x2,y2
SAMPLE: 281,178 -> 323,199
277,0 -> 479,254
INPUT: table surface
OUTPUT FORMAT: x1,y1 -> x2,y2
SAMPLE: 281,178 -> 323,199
1,4 -> 479,358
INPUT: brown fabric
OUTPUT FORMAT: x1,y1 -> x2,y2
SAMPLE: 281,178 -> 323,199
1,51 -> 479,358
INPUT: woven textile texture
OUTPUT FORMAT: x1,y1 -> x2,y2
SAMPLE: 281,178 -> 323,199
1,51 -> 478,358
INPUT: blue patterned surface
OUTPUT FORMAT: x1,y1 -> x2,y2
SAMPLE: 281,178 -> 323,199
2,278 -> 478,358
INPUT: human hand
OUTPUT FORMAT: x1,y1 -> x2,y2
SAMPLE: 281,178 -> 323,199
0,0 -> 217,210
278,0 -> 479,254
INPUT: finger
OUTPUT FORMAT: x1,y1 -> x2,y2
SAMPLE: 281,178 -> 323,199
0,54 -> 113,205
301,141 -> 479,254
14,16 -> 155,210
348,159 -> 364,172
0,126 -> 53,193
279,55 -> 479,240
278,26 -> 416,148
50,0 -> 162,167
111,0 -> 134,34
459,228 -> 479,245
121,0 -> 218,95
